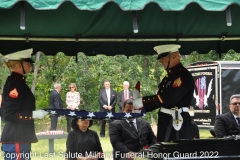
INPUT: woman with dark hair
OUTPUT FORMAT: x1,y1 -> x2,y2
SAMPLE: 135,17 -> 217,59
66,115 -> 103,160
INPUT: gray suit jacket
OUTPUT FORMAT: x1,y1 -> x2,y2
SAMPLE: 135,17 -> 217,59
117,90 -> 133,109
49,90 -> 63,109
214,111 -> 240,138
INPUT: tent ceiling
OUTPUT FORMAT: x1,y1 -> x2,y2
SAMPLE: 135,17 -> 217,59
0,0 -> 240,56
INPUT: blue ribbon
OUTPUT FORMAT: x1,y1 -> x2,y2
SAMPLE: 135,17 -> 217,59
43,108 -> 146,120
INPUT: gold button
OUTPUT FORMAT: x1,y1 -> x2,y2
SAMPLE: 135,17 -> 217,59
166,75 -> 168,77
143,100 -> 145,102
25,117 -> 27,118
169,70 -> 171,72
148,98 -> 150,100
163,85 -> 164,87
20,116 -> 22,118
161,91 -> 163,92
29,117 -> 32,119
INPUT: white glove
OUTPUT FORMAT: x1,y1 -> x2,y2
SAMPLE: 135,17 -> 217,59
32,110 -> 48,119
133,98 -> 143,113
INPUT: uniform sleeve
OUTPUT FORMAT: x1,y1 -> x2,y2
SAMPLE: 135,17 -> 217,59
3,82 -> 33,123
157,76 -> 193,106
143,74 -> 194,112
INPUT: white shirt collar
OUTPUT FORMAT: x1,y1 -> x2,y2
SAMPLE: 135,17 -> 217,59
232,113 -> 238,119
126,118 -> 136,124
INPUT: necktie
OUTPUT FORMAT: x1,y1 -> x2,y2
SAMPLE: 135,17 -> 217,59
236,117 -> 240,127
129,121 -> 138,134
124,90 -> 127,101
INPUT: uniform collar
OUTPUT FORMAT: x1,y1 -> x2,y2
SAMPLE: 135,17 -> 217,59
11,72 -> 25,81
11,71 -> 24,77
167,62 -> 183,74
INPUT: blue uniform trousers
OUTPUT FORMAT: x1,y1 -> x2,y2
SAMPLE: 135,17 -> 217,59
2,143 -> 31,160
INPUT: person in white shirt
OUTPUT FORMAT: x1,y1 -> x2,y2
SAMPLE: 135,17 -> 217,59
66,83 -> 80,133
98,80 -> 117,137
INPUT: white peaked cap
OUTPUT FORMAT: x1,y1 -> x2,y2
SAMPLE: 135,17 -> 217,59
3,48 -> 33,62
154,44 -> 181,60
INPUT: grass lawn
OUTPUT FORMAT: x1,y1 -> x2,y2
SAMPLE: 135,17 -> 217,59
0,122 -> 213,160
29,127 -> 213,160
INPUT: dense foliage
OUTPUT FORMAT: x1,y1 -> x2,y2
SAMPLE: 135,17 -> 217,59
0,50 -> 238,127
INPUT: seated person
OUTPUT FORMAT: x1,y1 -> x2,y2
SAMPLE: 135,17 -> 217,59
109,99 -> 157,160
214,94 -> 240,138
66,114 -> 103,160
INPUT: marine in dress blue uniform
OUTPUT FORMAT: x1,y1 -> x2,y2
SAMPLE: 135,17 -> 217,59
1,49 -> 48,160
142,45 -> 196,142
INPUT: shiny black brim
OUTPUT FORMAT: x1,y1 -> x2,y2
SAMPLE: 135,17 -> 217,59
156,52 -> 170,60
22,58 -> 35,63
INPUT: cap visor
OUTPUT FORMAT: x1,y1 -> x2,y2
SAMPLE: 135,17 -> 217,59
156,52 -> 170,60
23,58 -> 35,63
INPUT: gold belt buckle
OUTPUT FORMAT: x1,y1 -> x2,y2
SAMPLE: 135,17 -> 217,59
172,106 -> 182,125
170,106 -> 178,115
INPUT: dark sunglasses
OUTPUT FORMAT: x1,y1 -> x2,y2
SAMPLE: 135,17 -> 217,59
231,102 -> 240,106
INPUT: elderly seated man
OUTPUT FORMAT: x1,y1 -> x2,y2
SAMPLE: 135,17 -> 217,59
214,94 -> 240,138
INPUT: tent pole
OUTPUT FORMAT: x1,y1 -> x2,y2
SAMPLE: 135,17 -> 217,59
132,11 -> 138,33
226,7 -> 232,26
20,2 -> 25,30
1,37 -> 240,42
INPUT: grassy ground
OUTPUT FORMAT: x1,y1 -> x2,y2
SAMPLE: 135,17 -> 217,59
0,123 -> 213,160
30,127 -> 213,160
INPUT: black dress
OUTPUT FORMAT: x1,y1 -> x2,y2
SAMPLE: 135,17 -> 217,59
66,129 -> 103,160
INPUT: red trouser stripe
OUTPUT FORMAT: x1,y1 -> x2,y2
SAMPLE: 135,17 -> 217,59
15,143 -> 21,160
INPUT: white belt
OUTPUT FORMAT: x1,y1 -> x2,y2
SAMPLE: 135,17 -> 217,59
160,107 -> 189,131
160,107 -> 188,115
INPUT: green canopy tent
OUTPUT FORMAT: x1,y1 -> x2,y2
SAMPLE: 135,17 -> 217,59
0,0 -> 240,56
